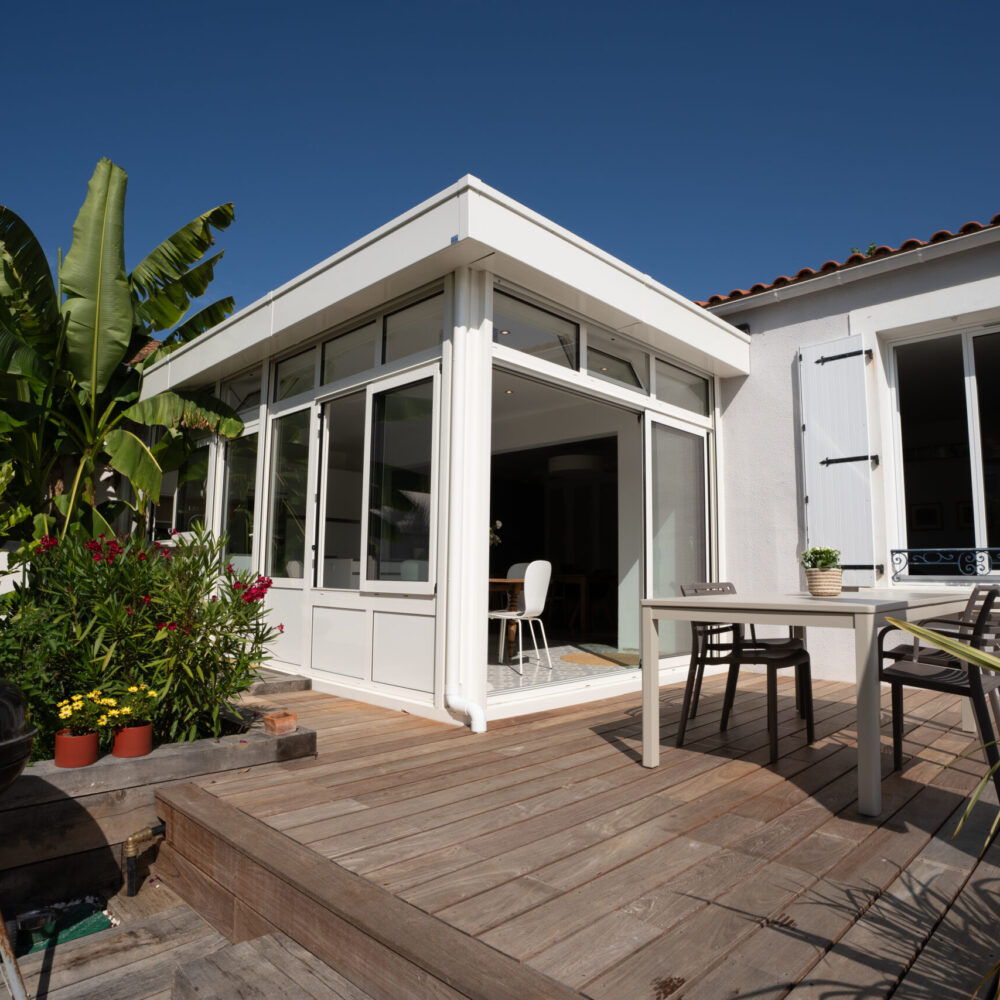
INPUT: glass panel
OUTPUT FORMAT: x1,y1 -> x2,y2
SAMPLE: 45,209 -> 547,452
267,409 -> 311,577
897,337 -> 974,567
493,292 -> 578,369
650,423 -> 707,655
221,434 -> 258,570
383,295 -> 443,364
367,379 -> 434,582
655,360 -> 710,416
974,332 -> 1000,546
321,392 -> 365,589
174,445 -> 209,531
587,329 -> 648,391
221,369 -> 261,411
323,321 -> 378,384
273,350 -> 315,402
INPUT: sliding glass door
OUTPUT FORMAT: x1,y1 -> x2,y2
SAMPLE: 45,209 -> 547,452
644,415 -> 710,655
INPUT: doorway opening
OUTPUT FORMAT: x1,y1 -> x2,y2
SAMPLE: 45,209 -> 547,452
488,370 -> 642,693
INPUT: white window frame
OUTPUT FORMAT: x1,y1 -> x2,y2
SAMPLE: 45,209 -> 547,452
889,326 -> 999,558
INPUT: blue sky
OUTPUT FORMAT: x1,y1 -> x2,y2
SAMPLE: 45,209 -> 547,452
5,1 -> 999,312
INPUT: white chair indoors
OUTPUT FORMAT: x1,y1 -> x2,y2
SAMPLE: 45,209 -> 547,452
489,560 -> 553,674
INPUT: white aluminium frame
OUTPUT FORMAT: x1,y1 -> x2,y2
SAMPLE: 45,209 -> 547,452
314,360 -> 442,597
888,325 -> 1000,556
642,412 -> 714,602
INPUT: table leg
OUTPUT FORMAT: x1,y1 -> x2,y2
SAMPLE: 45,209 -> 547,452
854,614 -> 882,816
642,607 -> 660,767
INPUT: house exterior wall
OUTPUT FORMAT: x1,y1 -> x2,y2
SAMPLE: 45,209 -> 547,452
715,235 -> 1000,680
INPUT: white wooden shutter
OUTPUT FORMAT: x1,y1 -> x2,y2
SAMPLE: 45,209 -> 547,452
798,335 -> 879,587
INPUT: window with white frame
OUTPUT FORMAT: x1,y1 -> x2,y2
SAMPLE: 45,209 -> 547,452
895,330 -> 1000,573
266,409 -> 311,578
221,433 -> 258,570
493,291 -> 578,369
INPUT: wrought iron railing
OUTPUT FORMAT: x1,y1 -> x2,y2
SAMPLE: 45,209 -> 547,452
890,548 -> 1000,582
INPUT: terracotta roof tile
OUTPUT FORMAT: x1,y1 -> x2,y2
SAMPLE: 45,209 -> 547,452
699,213 -> 1000,308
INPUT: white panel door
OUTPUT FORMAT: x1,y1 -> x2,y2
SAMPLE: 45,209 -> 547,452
798,335 -> 878,587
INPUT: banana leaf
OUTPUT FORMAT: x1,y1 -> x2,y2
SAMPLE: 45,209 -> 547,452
884,617 -> 1000,674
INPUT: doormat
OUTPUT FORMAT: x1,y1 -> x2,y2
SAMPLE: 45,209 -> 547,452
566,647 -> 641,667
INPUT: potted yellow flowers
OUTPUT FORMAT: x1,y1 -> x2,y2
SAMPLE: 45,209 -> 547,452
54,692 -> 107,768
110,685 -> 158,758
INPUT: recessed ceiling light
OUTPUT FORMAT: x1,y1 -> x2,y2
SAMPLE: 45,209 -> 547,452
600,367 -> 608,372
505,389 -> 514,395
498,329 -> 510,336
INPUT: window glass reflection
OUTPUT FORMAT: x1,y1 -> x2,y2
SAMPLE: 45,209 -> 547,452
493,292 -> 578,369
322,392 -> 365,588
323,321 -> 378,385
267,410 -> 311,577
383,295 -> 443,364
655,360 -> 710,416
222,434 -> 258,571
274,350 -> 315,401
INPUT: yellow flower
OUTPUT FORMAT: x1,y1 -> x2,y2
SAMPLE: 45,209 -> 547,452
108,709 -> 119,718
147,691 -> 158,698
57,699 -> 69,707
128,686 -> 139,693
97,715 -> 108,727
106,698 -> 117,707
120,706 -> 132,715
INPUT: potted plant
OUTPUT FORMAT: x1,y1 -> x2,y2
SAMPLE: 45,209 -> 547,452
54,692 -> 107,768
110,684 -> 158,758
801,546 -> 842,597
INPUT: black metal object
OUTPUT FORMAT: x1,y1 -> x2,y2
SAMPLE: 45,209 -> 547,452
814,348 -> 873,365
891,547 -> 1000,582
0,681 -> 37,798
820,454 -> 879,467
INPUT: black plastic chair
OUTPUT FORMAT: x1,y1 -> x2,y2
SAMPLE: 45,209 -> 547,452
878,585 -> 1000,793
678,581 -> 814,764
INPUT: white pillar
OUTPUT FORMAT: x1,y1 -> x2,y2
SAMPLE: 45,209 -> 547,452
443,267 -> 492,729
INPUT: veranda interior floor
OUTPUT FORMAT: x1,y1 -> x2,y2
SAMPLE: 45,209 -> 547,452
183,675 -> 1000,1000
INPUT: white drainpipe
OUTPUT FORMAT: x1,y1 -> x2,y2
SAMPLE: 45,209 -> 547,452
443,267 -> 489,733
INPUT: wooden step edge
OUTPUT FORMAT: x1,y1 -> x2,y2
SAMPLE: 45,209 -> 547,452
155,782 -> 586,1000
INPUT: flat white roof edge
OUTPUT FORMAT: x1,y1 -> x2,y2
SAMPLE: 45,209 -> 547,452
464,180 -> 748,344
709,225 -> 1000,317
147,175 -> 747,377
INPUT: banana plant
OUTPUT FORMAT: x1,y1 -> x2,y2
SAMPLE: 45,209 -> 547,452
0,158 -> 242,538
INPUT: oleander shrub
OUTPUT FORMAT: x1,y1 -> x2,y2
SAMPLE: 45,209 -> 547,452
0,525 -> 282,758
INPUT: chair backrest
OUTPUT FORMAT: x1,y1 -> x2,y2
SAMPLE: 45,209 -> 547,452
962,586 -> 1000,653
681,581 -> 736,597
521,560 -> 552,618
505,562 -> 530,612
681,581 -> 742,651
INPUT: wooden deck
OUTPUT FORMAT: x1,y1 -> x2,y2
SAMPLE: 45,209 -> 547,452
165,674 -> 1000,999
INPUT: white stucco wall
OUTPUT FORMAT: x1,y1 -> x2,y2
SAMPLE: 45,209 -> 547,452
716,235 -> 1000,680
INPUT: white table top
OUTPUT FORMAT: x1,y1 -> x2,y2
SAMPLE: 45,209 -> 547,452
641,588 -> 968,615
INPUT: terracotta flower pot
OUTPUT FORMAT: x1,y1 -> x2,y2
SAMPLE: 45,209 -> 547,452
112,723 -> 153,758
54,729 -> 99,768
805,567 -> 843,597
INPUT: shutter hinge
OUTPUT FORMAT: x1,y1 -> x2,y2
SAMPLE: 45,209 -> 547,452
804,495 -> 809,504
814,348 -> 873,365
820,454 -> 879,467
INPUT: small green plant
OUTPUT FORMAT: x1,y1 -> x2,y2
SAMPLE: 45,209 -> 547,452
801,546 -> 841,569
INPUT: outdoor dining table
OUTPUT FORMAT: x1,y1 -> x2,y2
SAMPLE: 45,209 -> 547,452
640,588 -> 969,817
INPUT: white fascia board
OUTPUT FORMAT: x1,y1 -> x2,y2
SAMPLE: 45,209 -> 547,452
144,174 -> 749,395
709,225 -> 1000,319
465,184 -> 749,377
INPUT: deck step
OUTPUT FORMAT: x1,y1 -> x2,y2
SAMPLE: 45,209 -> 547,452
247,667 -> 312,695
154,782 -> 587,1000
15,902 -> 226,1000
172,931 -> 376,999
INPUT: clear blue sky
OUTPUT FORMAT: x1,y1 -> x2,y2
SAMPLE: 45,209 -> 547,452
6,1 -> 999,311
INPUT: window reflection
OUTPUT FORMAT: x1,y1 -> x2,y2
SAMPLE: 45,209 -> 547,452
367,379 -> 434,582
222,434 -> 258,571
383,295 -> 443,364
587,330 -> 648,391
655,360 -> 710,416
493,292 -> 578,369
267,410 -> 311,577
322,392 -> 365,588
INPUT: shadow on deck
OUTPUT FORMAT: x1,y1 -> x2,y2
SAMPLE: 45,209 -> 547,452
153,675 -> 1000,1000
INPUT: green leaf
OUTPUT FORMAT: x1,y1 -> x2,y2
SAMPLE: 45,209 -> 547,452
123,389 -> 243,438
0,319 -> 51,382
133,251 -> 228,334
129,204 -> 235,301
60,159 -> 133,396
884,617 -> 1000,674
141,298 -> 235,369
105,427 -> 162,499
0,204 -> 59,352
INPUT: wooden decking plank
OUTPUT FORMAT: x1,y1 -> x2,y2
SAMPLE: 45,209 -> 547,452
158,782 -> 587,1000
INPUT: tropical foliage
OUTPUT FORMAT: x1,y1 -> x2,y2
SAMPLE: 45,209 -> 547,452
0,527 -> 282,758
0,158 -> 242,540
